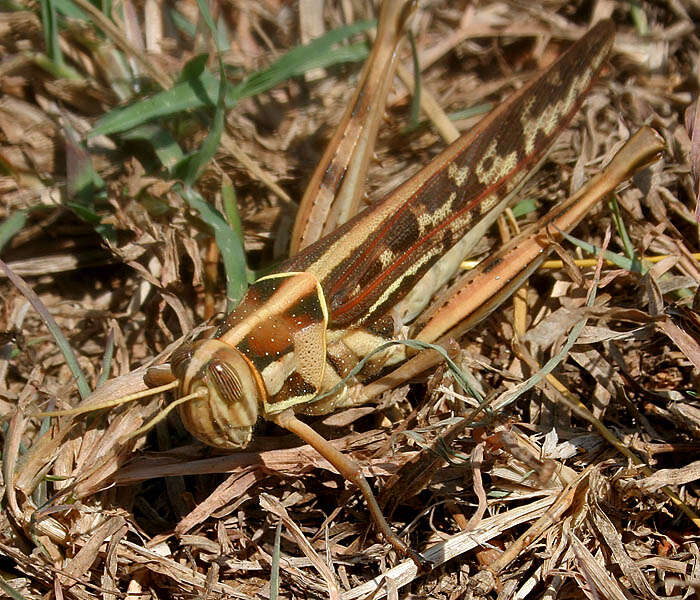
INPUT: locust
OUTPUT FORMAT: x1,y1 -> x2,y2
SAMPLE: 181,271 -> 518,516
37,4 -> 664,566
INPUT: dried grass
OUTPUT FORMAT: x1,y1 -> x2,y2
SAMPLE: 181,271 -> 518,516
1,1 -> 699,599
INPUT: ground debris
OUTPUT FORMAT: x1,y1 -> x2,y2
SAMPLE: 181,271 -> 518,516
1,2 -> 699,599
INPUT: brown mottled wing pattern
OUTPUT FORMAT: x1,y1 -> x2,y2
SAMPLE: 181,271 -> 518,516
284,20 -> 615,329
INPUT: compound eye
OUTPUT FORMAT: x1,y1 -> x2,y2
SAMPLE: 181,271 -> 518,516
207,358 -> 243,406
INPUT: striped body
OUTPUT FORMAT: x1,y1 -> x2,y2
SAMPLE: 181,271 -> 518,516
286,21 -> 613,329
176,21 -> 615,448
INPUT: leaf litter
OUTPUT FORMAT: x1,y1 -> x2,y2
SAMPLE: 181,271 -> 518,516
1,1 -> 699,598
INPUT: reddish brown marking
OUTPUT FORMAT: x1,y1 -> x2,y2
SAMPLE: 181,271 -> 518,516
329,63 -> 603,323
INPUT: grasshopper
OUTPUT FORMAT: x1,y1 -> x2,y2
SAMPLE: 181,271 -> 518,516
38,4 -> 664,566
150,9 -> 616,563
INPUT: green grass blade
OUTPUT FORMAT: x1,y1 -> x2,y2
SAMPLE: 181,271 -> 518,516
0,259 -> 91,400
607,194 -> 641,270
91,69 -> 220,137
511,197 -> 538,218
53,0 -> 90,20
313,338 -> 484,406
39,0 -> 62,66
221,182 -> 250,309
0,211 -> 27,252
559,230 -> 645,273
231,40 -> 369,100
120,123 -> 185,171
0,577 -> 28,600
194,0 -> 216,38
608,195 -> 633,256
168,5 -> 196,37
270,520 -> 282,600
90,20 -> 373,138
180,186 -> 248,308
179,0 -> 227,186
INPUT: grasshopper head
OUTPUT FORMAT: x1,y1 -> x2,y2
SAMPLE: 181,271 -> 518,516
171,339 -> 267,449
